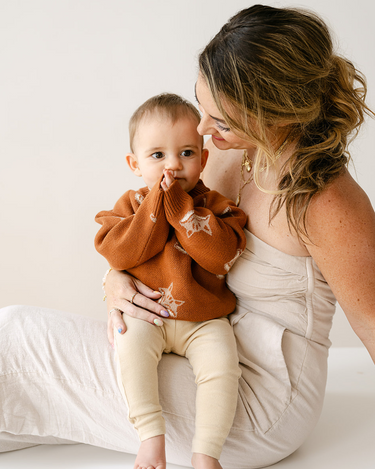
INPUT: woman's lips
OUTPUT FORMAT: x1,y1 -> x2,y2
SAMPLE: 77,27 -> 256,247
213,135 -> 225,141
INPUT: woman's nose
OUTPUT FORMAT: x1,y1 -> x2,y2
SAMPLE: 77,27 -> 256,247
197,113 -> 214,136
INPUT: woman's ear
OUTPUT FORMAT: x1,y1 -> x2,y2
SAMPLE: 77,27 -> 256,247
126,153 -> 142,177
200,148 -> 209,172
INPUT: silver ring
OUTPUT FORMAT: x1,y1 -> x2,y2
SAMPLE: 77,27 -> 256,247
130,292 -> 139,304
109,308 -> 122,316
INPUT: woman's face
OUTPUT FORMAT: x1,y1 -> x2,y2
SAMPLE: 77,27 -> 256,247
195,74 -> 254,151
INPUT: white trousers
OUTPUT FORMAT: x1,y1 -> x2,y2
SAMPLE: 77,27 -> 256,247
0,305 -> 328,469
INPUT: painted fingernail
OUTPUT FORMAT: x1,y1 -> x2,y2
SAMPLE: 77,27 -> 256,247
118,327 -> 123,333
154,319 -> 163,326
160,310 -> 169,317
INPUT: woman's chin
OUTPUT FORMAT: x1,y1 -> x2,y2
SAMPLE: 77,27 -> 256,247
211,135 -> 230,150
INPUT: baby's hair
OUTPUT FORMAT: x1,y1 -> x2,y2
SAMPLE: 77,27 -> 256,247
129,93 -> 202,152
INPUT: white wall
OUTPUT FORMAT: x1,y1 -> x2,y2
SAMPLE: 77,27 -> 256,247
1,0 -> 374,347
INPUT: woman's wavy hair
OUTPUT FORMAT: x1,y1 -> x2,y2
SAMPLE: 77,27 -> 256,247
199,4 -> 374,238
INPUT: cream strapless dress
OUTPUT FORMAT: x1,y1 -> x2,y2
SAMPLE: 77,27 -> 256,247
0,229 -> 336,468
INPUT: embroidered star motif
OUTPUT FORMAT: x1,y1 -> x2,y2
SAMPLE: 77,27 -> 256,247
174,242 -> 187,255
135,193 -> 144,205
224,249 -> 243,272
179,210 -> 212,238
158,283 -> 185,318
221,206 -> 232,216
150,213 -> 157,223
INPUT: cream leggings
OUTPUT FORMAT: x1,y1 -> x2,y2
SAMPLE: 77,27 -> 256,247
114,315 -> 241,460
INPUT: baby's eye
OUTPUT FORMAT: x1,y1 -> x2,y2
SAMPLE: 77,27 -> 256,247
151,152 -> 164,159
181,150 -> 194,157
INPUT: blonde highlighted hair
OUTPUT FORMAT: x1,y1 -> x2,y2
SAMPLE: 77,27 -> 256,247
129,93 -> 202,152
199,4 -> 374,238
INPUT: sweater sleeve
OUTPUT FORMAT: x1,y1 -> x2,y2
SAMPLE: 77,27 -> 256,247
163,181 -> 247,275
94,185 -> 169,270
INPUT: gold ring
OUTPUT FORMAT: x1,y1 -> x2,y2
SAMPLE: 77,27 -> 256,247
130,292 -> 138,304
109,308 -> 122,316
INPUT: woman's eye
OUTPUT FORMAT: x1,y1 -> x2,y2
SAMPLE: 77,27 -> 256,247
151,152 -> 164,159
216,121 -> 230,132
181,150 -> 194,157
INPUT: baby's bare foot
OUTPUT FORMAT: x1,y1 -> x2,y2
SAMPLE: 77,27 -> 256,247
191,452 -> 222,469
134,434 -> 166,469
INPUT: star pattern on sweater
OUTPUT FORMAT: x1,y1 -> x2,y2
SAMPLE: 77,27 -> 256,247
224,249 -> 243,272
158,282 -> 185,318
221,206 -> 232,216
179,210 -> 212,238
174,242 -> 188,255
135,193 -> 144,205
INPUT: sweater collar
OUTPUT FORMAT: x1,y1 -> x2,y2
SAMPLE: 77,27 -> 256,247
188,179 -> 209,198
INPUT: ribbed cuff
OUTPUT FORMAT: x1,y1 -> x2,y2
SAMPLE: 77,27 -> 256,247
163,180 -> 193,220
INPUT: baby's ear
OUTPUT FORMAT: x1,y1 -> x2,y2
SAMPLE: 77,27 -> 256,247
200,148 -> 209,172
126,153 -> 142,177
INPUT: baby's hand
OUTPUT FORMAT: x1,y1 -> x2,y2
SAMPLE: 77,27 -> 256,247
161,170 -> 175,191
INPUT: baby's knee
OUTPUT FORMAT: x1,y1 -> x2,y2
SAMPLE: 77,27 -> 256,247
116,316 -> 163,350
196,351 -> 241,384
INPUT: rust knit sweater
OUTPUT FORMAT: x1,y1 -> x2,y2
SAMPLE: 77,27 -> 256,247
95,178 -> 247,321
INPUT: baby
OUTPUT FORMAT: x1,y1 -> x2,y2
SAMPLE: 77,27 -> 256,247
95,93 -> 247,469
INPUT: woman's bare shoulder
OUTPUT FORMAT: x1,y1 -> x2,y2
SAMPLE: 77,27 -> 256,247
307,170 -> 375,238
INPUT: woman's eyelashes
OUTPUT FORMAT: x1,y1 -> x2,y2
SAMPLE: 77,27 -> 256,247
196,102 -> 230,132
216,121 -> 230,132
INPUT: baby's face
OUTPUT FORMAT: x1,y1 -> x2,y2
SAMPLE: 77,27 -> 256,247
131,114 -> 207,192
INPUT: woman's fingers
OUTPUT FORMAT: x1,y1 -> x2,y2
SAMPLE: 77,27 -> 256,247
133,279 -> 162,299
113,295 -> 169,325
103,271 -> 171,346
107,308 -> 126,346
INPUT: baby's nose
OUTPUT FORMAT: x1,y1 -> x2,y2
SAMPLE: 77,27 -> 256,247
165,155 -> 182,170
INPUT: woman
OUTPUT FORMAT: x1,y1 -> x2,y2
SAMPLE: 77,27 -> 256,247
1,5 -> 374,469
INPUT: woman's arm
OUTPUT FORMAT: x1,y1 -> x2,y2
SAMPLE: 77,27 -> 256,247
306,171 -> 375,363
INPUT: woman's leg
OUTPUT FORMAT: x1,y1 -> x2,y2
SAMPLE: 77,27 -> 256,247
0,305 -> 197,466
0,305 -> 139,453
0,305 -> 328,469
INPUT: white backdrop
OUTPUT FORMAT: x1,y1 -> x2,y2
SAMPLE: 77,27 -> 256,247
1,0 -> 374,347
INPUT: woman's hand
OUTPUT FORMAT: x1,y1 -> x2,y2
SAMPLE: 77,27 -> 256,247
104,269 -> 169,347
